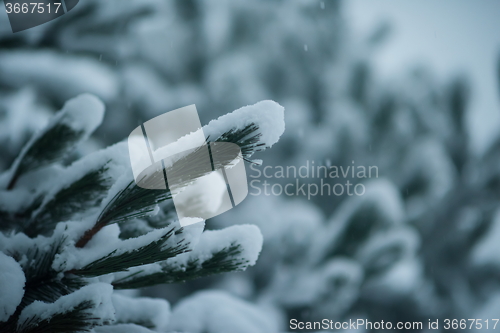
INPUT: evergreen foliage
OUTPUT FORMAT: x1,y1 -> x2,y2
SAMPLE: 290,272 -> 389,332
0,94 -> 280,333
113,242 -> 247,289
0,1 -> 498,332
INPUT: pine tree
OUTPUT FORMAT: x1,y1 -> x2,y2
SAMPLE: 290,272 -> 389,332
0,94 -> 284,333
212,39 -> 500,330
2,1 -> 500,331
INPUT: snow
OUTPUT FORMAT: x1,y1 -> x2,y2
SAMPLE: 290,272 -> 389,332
356,226 -> 420,269
336,178 -> 405,226
471,209 -> 500,267
312,259 -> 364,319
363,258 -> 424,301
167,290 -> 278,333
65,141 -> 129,184
0,223 -> 79,271
357,227 -> 424,299
30,141 -> 130,221
0,187 -> 33,213
18,283 -> 114,327
166,224 -> 263,270
309,179 -> 405,264
204,53 -> 267,109
203,100 -> 285,149
0,88 -> 51,155
142,100 -> 284,179
53,222 -> 205,273
57,94 -> 105,134
111,293 -> 170,331
200,0 -> 232,55
195,225 -> 263,266
114,224 -> 263,284
121,64 -> 172,117
268,258 -> 363,314
111,262 -> 163,284
399,138 -> 456,220
0,227 -> 39,254
94,324 -> 155,333
5,94 -> 106,190
0,50 -> 119,102
214,195 -> 323,268
0,253 -> 26,322
213,274 -> 255,299
473,292 -> 500,325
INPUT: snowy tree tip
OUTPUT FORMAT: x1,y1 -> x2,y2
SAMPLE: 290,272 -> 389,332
18,283 -> 114,328
204,100 -> 285,149
197,224 -> 263,267
0,253 -> 26,322
233,224 -> 264,266
112,294 -> 170,331
61,94 -> 105,133
249,100 -> 285,148
168,290 -> 278,333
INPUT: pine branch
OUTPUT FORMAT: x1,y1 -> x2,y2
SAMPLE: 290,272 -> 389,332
25,163 -> 112,237
15,283 -> 114,333
17,300 -> 97,333
117,219 -> 155,240
113,242 -> 248,289
69,227 -> 190,277
118,202 -> 177,240
0,196 -> 43,234
210,123 -> 265,161
6,94 -> 103,190
75,179 -> 172,248
76,121 -> 266,248
12,237 -> 86,308
0,237 -> 86,333
7,123 -> 84,190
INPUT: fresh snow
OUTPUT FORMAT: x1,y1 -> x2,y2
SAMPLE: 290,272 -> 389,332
356,226 -> 420,269
0,51 -> 119,102
151,100 -> 285,170
309,179 -> 405,264
0,88 -> 51,156
0,253 -> 26,322
94,323 -> 155,333
53,222 -> 204,273
0,187 -> 33,213
111,293 -> 170,331
112,224 -> 262,283
204,100 -> 285,149
400,138 -> 456,220
216,195 -> 323,254
5,94 -> 105,190
363,257 -> 424,299
18,283 -> 114,328
57,94 -> 105,134
268,258 -> 362,310
167,291 -> 278,333
165,224 -> 263,270
472,208 -> 500,267
30,141 -> 130,221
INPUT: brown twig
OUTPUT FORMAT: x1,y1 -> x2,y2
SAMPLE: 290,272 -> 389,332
75,223 -> 104,248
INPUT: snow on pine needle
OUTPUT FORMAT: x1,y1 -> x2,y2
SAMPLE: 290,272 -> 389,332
0,94 -> 284,333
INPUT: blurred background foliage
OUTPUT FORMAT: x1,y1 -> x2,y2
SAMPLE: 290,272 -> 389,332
1,0 -> 500,331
